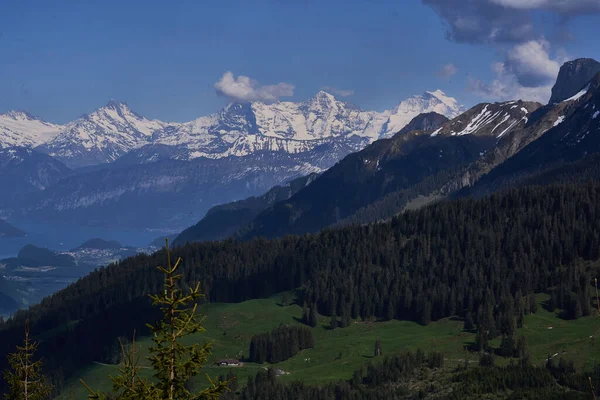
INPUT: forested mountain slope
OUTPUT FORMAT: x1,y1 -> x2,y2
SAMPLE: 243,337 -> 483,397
2,183 -> 600,391
236,100 -> 540,239
463,72 -> 600,197
174,112 -> 447,245
174,173 -> 319,245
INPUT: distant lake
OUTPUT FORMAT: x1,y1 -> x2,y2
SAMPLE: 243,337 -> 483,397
0,220 -> 173,258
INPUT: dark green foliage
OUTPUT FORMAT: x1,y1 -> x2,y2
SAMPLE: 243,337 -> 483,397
373,340 -> 382,357
81,240 -> 229,400
339,308 -> 351,328
329,315 -> 338,330
452,364 -> 557,399
479,353 -> 494,367
308,307 -> 318,328
498,334 -> 516,358
1,184 -> 600,391
281,292 -> 291,307
248,325 -> 314,364
240,134 -> 495,239
3,321 -> 52,400
238,350 -> 443,400
463,312 -> 475,331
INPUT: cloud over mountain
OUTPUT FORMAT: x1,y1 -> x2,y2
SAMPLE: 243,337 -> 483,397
423,0 -> 600,44
422,0 -> 598,102
215,72 -> 295,103
320,86 -> 355,97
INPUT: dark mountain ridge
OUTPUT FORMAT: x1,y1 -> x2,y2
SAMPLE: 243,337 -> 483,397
174,173 -> 319,245
464,71 -> 600,197
549,58 -> 600,103
236,100 -> 540,239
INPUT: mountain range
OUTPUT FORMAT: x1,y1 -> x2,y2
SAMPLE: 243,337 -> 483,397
1,90 -> 465,169
174,58 -> 600,244
2,59 -> 599,236
0,90 -> 465,230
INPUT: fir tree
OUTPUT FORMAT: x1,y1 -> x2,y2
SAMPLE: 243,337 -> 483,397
374,340 -> 382,357
3,320 -> 53,400
281,292 -> 291,307
329,315 -> 338,330
340,308 -> 351,328
82,239 -> 230,400
308,307 -> 318,328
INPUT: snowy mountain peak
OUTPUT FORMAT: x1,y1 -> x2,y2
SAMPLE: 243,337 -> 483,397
314,90 -> 336,101
2,110 -> 38,121
38,102 -> 174,168
425,89 -> 461,110
104,99 -> 128,110
381,91 -> 465,138
0,110 -> 63,149
305,91 -> 339,111
3,90 -> 466,167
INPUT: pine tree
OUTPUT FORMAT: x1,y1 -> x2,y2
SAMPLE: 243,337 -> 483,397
281,292 -> 291,307
374,340 -> 382,357
3,320 -> 53,400
82,239 -> 230,400
340,307 -> 351,328
308,307 -> 318,328
329,315 -> 338,330
498,334 -> 516,358
515,336 -> 530,363
301,303 -> 309,325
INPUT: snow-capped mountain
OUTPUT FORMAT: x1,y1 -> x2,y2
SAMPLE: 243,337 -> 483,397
38,100 -> 175,168
381,90 -> 465,137
152,89 -> 464,161
10,90 -> 464,168
0,111 -> 63,148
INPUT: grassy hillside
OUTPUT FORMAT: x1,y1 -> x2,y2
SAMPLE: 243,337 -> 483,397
55,292 -> 600,399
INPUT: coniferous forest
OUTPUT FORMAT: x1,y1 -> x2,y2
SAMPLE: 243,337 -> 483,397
248,325 -> 314,364
2,183 -> 600,397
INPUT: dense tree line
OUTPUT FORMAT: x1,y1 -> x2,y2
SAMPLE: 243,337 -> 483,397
235,351 -> 597,400
238,350 -> 443,400
449,363 -> 590,400
248,325 -> 314,364
2,183 -> 600,391
336,165 -> 466,227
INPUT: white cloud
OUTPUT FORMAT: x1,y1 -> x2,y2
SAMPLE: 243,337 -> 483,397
490,0 -> 600,13
438,63 -> 458,78
468,40 -> 568,102
320,86 -> 355,97
467,58 -> 555,103
423,0 -> 595,104
214,71 -> 294,103
504,39 -> 561,87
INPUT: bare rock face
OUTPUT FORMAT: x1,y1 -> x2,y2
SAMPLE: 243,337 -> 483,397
549,58 -> 600,104
396,112 -> 448,136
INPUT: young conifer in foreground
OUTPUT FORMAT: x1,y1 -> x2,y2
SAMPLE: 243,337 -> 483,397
82,239 -> 230,400
3,320 -> 53,400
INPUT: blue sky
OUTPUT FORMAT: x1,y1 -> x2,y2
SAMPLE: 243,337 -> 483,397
1,0 -> 599,123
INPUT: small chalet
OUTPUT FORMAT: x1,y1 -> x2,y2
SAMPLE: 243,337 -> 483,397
216,359 -> 240,367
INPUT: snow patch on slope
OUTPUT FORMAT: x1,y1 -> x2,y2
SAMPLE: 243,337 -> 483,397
563,85 -> 589,103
